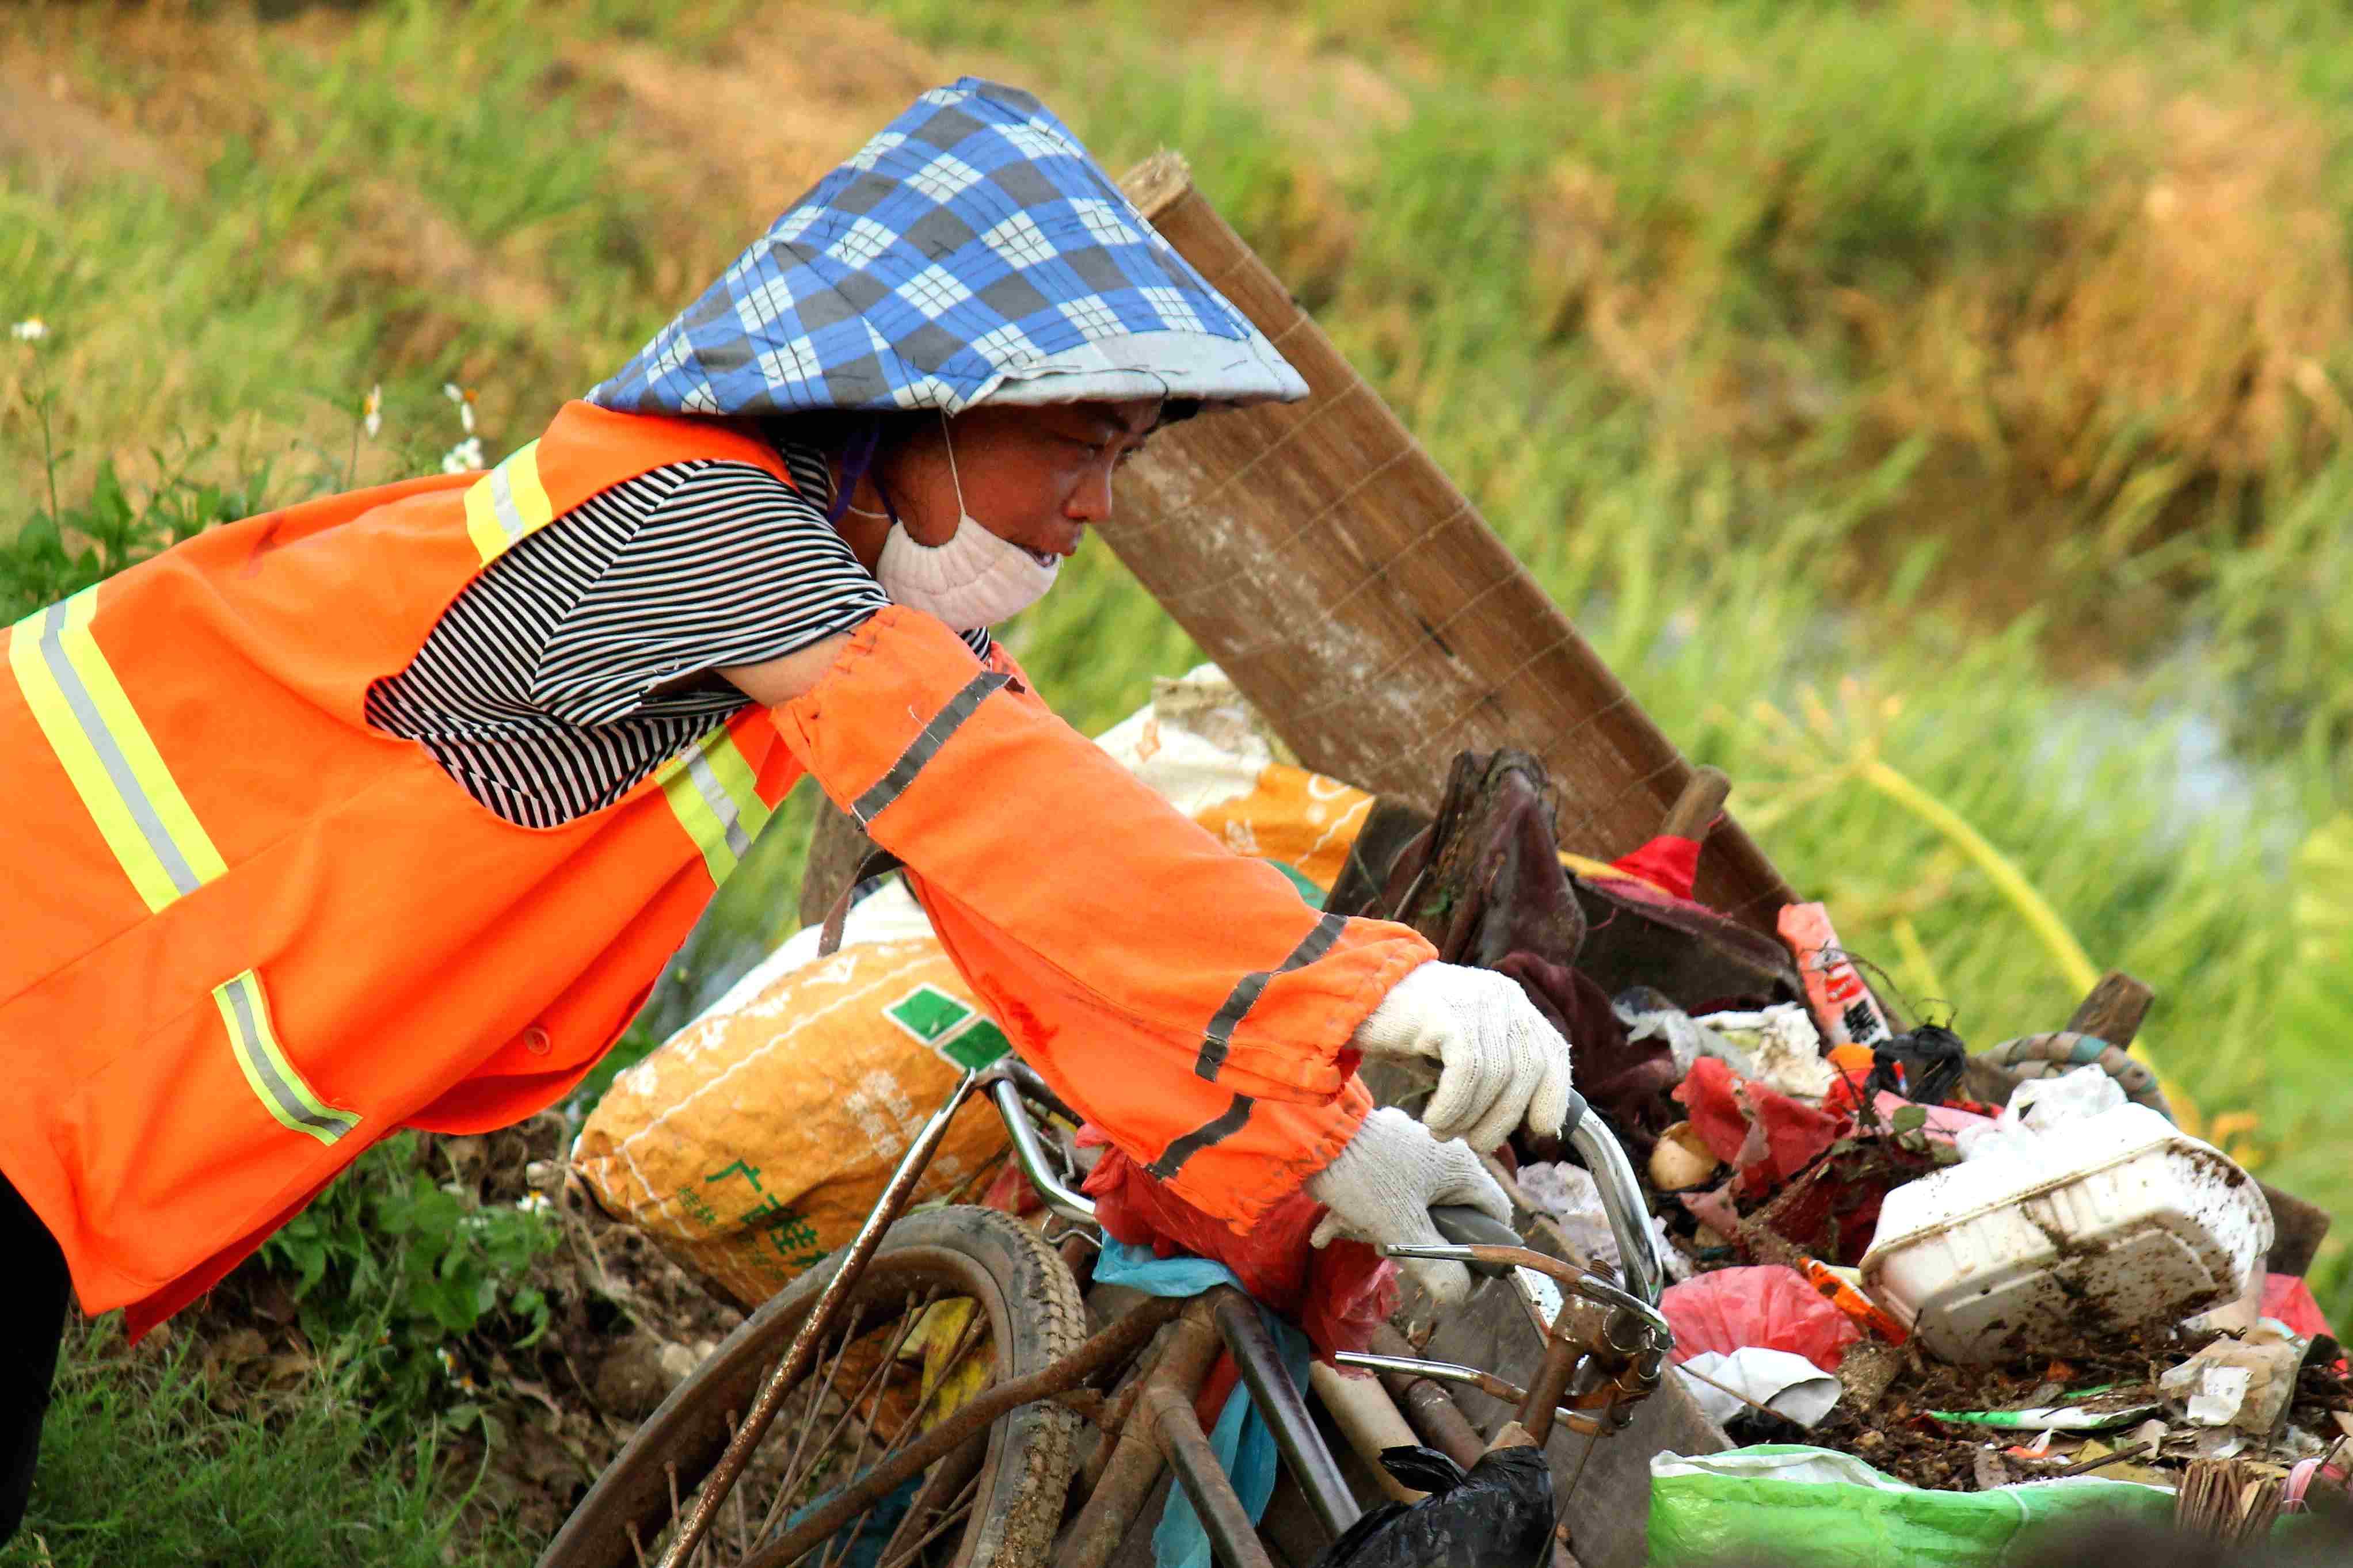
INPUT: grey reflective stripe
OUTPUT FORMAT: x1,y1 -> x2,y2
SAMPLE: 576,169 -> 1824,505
683,745 -> 754,860
1146,1094 -> 1255,1182
1192,911 -> 1348,1080
222,975 -> 357,1142
488,462 -> 528,543
852,672 -> 1011,825
37,603 -> 205,898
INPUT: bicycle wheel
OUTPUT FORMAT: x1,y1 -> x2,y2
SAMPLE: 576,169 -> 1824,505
540,1206 -> 1085,1568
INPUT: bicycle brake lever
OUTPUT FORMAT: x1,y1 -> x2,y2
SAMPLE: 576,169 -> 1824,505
1429,1204 -> 1520,1275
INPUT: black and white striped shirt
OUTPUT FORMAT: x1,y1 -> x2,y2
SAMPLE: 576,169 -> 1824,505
365,439 -> 991,829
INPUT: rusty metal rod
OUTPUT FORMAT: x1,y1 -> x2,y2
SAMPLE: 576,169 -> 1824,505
1147,1384 -> 1280,1568
1366,1325 -> 1486,1471
657,1068 -> 985,1568
1209,1288 -> 1361,1543
1056,1299 -> 1225,1568
1517,1327 -> 1585,1445
1075,1362 -> 1148,1496
1331,1352 -> 1606,1441
736,1292 -> 1187,1568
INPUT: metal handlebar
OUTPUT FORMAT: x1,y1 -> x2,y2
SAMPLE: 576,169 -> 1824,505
1560,1096 -> 1665,1308
976,1059 -> 1097,1225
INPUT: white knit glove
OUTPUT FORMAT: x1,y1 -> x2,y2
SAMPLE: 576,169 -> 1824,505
1305,1107 -> 1514,1307
1351,962 -> 1577,1150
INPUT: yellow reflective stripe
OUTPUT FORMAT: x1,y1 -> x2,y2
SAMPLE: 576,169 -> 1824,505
8,586 -> 227,913
462,440 -> 554,564
656,724 -> 774,884
212,970 -> 357,1147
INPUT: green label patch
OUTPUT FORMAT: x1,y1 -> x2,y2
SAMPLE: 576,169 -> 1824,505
884,985 -> 1012,1071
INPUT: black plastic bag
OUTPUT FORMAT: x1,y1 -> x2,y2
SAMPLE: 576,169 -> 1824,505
1867,1023 -> 1970,1106
1309,1441 -> 1555,1568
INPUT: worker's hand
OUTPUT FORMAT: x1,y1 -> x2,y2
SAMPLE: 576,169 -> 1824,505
1305,1107 -> 1514,1307
1351,962 -> 1575,1151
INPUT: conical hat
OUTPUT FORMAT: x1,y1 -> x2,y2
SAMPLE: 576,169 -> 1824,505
588,78 -> 1307,418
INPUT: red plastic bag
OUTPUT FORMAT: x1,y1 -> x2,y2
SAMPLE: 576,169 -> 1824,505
1077,1127 -> 1398,1361
2263,1273 -> 2335,1343
1661,1264 -> 1861,1373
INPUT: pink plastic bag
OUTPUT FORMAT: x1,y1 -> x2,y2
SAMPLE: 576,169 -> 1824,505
2263,1273 -> 2335,1343
1662,1264 -> 1861,1373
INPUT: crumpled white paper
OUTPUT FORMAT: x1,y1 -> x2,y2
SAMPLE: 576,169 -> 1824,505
1674,1348 -> 1843,1429
2162,1361 -> 2254,1426
1699,1005 -> 1832,1101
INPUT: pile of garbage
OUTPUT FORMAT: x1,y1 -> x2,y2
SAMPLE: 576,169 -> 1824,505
1381,775 -> 2353,1533
574,664 -> 2350,1554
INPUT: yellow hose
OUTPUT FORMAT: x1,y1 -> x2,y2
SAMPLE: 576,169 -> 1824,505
1854,757 -> 2207,1135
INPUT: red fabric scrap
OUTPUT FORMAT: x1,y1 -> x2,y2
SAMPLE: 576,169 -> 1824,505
1662,1264 -> 1861,1372
1672,1059 -> 1935,1264
1610,833 -> 1704,901
1674,1056 -> 1846,1195
1076,1127 -> 1398,1363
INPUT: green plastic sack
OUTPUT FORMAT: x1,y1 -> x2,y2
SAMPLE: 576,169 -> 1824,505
1647,1446 -> 2175,1567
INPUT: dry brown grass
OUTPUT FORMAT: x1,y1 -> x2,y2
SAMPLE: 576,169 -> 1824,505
1526,47 -> 2353,517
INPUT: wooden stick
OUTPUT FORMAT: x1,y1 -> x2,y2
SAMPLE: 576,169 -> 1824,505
1660,766 -> 1731,842
2048,1440 -> 2155,1478
2066,971 -> 2154,1050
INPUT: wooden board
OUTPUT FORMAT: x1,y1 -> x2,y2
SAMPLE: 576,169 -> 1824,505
1113,154 -> 1796,932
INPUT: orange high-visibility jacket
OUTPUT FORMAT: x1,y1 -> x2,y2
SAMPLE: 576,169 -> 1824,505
0,400 -> 1431,1333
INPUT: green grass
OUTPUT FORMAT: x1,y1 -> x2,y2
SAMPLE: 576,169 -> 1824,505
0,1321 -> 520,1568
6,0 -> 2353,1554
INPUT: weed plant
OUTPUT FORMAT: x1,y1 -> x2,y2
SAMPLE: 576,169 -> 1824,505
258,1133 -> 561,1409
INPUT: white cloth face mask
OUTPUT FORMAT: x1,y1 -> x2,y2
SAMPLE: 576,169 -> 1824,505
873,417 -> 1060,631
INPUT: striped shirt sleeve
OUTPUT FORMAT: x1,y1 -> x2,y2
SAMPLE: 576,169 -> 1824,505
528,460 -> 890,727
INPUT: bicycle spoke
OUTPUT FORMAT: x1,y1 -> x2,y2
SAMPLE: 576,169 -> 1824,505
762,1288 -> 902,1546
799,1284 -> 941,1504
807,1287 -> 951,1567
875,1467 -> 984,1568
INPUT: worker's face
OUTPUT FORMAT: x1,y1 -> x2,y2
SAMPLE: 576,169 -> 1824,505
884,398 -> 1159,560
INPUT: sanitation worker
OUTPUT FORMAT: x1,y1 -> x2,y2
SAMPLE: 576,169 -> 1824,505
0,79 -> 1577,1538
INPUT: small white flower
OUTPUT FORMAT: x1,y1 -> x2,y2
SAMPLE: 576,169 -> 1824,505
10,319 -> 46,342
362,384 -> 383,440
441,436 -> 486,474
515,1192 -> 553,1216
443,381 -> 476,434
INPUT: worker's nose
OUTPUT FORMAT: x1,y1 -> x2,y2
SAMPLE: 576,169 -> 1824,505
1066,463 -> 1115,524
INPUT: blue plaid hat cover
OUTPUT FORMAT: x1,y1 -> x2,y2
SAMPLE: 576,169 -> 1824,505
587,79 -> 1308,418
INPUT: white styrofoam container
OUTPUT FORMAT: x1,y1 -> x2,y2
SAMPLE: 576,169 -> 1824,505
1860,1103 -> 2275,1364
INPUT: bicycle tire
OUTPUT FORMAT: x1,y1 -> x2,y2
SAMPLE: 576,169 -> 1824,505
539,1206 -> 1085,1568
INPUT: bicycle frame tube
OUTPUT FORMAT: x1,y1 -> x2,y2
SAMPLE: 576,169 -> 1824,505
1210,1288 -> 1361,1542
